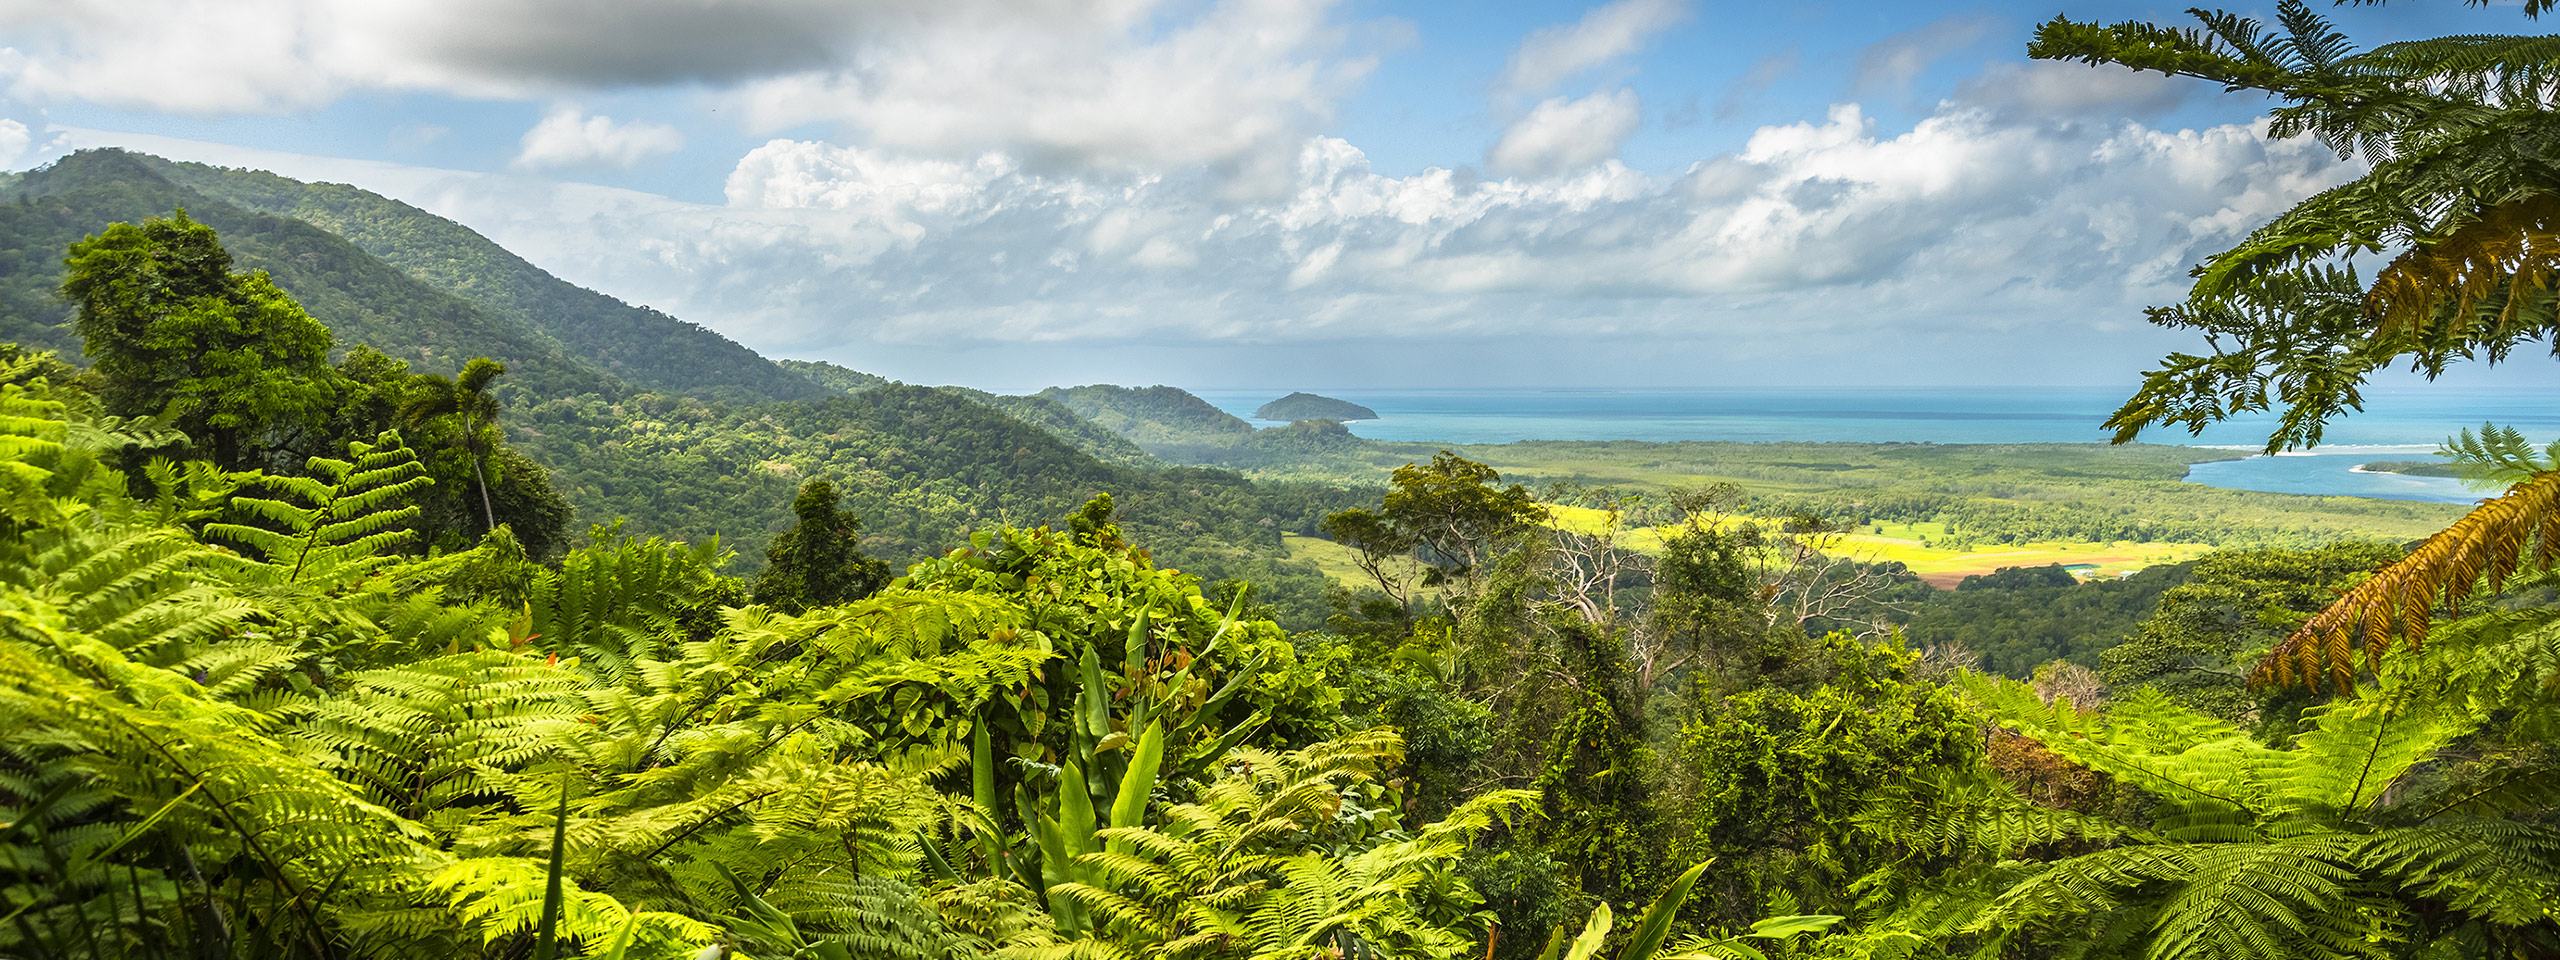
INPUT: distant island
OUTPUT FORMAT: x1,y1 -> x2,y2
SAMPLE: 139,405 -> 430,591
1254,392 -> 1377,421
2356,460 -> 2460,477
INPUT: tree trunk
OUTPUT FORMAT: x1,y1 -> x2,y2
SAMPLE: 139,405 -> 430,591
466,412 -> 497,534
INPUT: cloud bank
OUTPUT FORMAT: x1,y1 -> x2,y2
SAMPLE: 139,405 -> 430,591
1,1 -> 2355,385
513,108 -> 684,170
1,0 -> 1374,181
337,96 -> 2346,370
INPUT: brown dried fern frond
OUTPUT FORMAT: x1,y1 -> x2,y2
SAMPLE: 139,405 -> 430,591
2256,469 -> 2560,692
2366,193 -> 2560,342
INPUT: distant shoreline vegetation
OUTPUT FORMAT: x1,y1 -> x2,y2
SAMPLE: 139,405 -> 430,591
2356,460 -> 2460,477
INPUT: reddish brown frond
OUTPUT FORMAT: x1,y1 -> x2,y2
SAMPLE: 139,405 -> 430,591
2256,469 -> 2560,691
2367,194 -> 2560,341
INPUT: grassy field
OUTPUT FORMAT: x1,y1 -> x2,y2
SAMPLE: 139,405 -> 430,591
1280,532 -> 1380,584
1163,432 -> 2464,593
1214,440 -> 2461,548
1542,504 -> 2214,587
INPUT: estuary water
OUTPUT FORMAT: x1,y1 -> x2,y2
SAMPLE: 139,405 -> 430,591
1192,385 -> 2560,503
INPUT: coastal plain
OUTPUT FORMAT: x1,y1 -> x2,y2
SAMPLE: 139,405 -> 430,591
1233,438 -> 2465,587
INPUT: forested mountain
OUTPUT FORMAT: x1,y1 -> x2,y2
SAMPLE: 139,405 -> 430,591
512,382 -> 1356,624
1040,383 -> 1258,446
13,4 -> 2560,959
0,151 -> 1352,623
779,357 -> 893,394
136,152 -> 828,404
932,387 -> 1158,468
1254,391 -> 1377,421
0,151 -> 636,401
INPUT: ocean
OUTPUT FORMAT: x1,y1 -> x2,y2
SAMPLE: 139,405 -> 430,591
1192,385 -> 2560,504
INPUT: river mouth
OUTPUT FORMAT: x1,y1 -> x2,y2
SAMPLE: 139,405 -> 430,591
2182,447 -> 2479,503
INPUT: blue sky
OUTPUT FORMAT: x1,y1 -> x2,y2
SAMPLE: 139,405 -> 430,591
0,0 -> 2535,392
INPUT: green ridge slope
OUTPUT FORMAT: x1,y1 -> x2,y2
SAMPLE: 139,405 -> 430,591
0,149 -> 620,399
1040,384 -> 1257,447
138,151 -> 827,404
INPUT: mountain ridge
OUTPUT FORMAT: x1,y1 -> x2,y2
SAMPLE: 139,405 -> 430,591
0,149 -> 623,399
135,152 -> 827,404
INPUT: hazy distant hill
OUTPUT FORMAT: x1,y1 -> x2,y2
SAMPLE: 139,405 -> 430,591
1254,392 -> 1377,421
933,387 -> 1158,468
0,149 -> 622,398
139,152 -> 827,404
1040,384 -> 1258,448
779,359 -> 1156,468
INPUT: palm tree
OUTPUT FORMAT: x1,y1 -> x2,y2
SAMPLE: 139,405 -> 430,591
404,357 -> 505,535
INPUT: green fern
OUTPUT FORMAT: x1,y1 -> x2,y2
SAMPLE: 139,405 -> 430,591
204,430 -> 431,587
1931,671 -> 2560,959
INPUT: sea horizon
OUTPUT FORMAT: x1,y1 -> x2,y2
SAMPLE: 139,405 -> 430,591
1178,384 -> 2555,504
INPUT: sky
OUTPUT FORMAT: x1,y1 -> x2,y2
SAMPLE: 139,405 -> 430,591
0,0 -> 2534,392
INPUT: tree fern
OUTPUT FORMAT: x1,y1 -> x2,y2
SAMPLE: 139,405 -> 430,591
1026,730 -> 1532,960
0,595 -> 433,957
1939,670 -> 2560,958
2256,466 -> 2560,690
203,430 -> 431,588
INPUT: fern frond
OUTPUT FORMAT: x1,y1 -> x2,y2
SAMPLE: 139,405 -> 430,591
431,856 -> 716,957
2360,820 -> 2560,925
2258,467 -> 2560,690
2368,194 -> 2560,350
2278,688 -> 2471,822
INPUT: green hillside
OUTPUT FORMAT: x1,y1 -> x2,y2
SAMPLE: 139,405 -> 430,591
779,357 -> 893,394
138,152 -> 828,404
0,153 -> 1349,624
1254,391 -> 1377,421
1039,383 -> 1257,447
0,149 -> 620,400
932,386 -> 1157,468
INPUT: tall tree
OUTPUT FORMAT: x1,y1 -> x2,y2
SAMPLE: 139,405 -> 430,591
404,357 -> 507,534
753,479 -> 892,613
59,209 -> 336,469
1322,452 -> 1548,609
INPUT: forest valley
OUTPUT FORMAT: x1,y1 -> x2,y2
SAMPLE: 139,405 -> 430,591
8,2 -> 2560,958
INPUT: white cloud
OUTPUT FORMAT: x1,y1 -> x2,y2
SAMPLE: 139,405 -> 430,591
47,57 -> 2357,385
1488,89 -> 1642,177
0,0 -> 1374,182
511,108 -> 684,170
0,0 -> 912,109
722,0 -> 1368,182
1496,0 -> 1689,98
1853,14 -> 1996,93
0,117 -> 29,166
1952,61 -> 2192,119
593,99 -> 2342,359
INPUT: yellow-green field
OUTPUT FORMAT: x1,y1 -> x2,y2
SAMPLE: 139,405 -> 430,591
1252,442 -> 2456,594
1280,533 -> 1449,598
1542,504 -> 2209,588
1280,532 -> 1381,584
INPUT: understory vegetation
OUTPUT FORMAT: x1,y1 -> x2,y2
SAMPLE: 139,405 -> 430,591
9,0 -> 2560,956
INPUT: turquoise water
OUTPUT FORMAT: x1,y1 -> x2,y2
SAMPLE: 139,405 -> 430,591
1192,386 -> 2552,503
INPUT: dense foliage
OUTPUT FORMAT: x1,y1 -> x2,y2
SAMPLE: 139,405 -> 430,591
1899,562 -> 2194,677
12,37 -> 2560,953
1039,385 -> 1258,448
